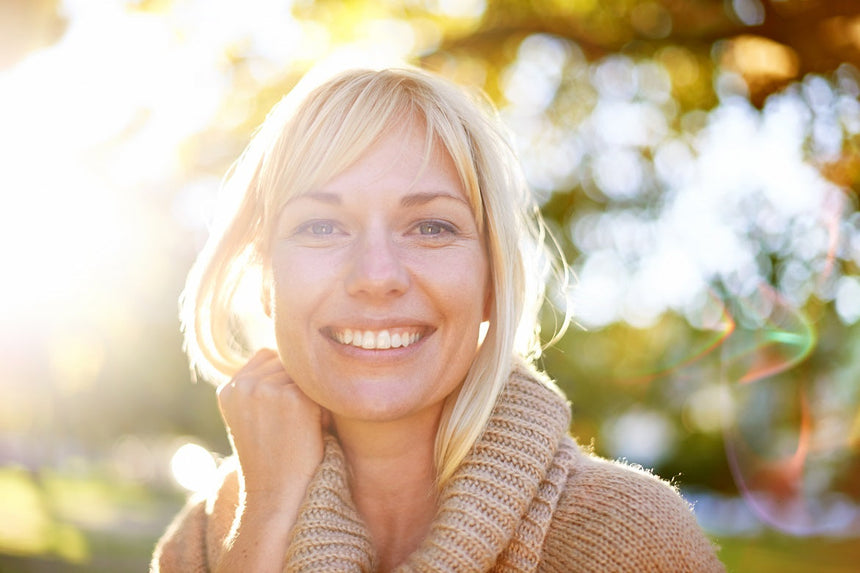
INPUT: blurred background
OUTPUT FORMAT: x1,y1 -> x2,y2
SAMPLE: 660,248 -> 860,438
1,0 -> 859,571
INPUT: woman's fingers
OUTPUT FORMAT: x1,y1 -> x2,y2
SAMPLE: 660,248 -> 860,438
209,350 -> 322,572
216,349 -> 325,501
217,349 -> 295,407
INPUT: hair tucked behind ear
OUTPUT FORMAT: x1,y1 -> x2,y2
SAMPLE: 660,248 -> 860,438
179,66 -> 569,487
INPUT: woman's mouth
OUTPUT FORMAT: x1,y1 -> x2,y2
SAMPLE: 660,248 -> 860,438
328,327 -> 426,350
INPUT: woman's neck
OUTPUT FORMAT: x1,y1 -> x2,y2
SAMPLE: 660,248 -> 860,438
332,407 -> 441,571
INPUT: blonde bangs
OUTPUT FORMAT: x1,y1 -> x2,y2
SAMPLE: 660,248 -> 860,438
258,70 -> 491,248
256,73 -> 418,254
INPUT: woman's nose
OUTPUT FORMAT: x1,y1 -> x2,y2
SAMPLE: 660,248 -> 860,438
344,230 -> 410,298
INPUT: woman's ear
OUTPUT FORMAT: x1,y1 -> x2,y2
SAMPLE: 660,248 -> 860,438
261,288 -> 272,318
261,266 -> 274,318
482,279 -> 493,323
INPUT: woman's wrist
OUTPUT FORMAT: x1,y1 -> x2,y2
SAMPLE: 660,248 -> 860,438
241,486 -> 305,523
213,488 -> 303,573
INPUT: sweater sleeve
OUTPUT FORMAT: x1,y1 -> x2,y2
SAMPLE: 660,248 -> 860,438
539,448 -> 724,573
150,459 -> 240,573
150,495 -> 210,573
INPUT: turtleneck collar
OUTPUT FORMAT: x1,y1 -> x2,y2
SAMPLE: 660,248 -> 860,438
283,365 -> 574,572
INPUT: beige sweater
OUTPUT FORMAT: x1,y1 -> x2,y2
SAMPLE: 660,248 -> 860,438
151,368 -> 724,572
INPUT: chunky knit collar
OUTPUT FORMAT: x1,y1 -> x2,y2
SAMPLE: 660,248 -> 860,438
282,366 -> 575,572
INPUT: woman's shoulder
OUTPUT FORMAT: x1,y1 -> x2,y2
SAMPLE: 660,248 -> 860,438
540,438 -> 725,572
559,438 -> 694,512
150,457 -> 240,573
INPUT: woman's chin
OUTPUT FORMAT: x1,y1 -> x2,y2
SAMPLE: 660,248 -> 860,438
326,387 -> 446,427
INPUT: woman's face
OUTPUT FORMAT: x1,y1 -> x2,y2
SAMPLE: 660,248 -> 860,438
268,120 -> 490,424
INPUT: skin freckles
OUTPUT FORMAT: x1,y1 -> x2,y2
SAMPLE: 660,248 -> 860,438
267,120 -> 490,426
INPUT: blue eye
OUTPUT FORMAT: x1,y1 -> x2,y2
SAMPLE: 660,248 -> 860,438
295,220 -> 336,236
309,221 -> 334,235
418,221 -> 456,236
419,222 -> 442,235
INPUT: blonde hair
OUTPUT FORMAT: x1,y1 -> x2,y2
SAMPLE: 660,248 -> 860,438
180,67 -> 567,486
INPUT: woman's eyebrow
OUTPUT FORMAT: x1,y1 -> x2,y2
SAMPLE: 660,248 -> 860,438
294,191 -> 341,204
400,191 -> 469,208
288,190 -> 468,208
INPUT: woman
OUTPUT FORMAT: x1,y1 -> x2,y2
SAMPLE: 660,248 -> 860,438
152,67 -> 724,572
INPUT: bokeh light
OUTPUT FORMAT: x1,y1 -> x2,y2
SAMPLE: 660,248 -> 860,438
169,443 -> 217,493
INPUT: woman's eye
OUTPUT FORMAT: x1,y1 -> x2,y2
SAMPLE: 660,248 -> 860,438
309,221 -> 334,235
297,220 -> 336,236
417,221 -> 455,236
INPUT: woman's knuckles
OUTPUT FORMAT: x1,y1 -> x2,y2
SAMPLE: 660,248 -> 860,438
225,381 -> 308,409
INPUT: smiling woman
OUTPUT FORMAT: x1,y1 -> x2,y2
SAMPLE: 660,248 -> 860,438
267,119 -> 489,428
151,67 -> 725,572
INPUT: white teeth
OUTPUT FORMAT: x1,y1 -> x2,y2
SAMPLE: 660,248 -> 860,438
377,331 -> 391,349
361,330 -> 375,349
335,328 -> 421,350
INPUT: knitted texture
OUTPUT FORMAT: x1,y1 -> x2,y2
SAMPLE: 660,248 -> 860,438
151,368 -> 724,572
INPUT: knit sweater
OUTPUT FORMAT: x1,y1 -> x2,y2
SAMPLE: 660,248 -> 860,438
151,368 -> 725,572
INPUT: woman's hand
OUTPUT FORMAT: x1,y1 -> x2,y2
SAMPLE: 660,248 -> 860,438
214,348 -> 325,573
218,348 -> 325,501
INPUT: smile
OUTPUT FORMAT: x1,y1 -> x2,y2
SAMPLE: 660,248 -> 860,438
330,328 -> 425,350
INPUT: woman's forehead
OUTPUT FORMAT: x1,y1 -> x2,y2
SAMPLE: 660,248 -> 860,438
272,110 -> 484,229
336,127 -> 455,184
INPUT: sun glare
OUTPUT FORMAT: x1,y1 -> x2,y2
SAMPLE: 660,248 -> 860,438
170,443 -> 218,493
0,2 -> 230,328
